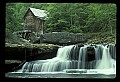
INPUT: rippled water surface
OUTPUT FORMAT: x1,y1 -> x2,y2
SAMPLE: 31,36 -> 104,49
5,72 -> 116,78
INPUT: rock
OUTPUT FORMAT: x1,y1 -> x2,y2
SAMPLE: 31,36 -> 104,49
86,46 -> 95,61
5,43 -> 26,60
5,43 -> 59,61
5,60 -> 22,73
5,60 -> 22,64
34,32 -> 87,45
63,69 -> 87,73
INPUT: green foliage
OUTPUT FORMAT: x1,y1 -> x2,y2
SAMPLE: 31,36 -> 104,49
6,3 -> 116,34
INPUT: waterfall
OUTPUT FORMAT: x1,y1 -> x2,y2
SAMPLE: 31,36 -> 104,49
96,45 -> 116,69
20,45 -> 74,72
19,44 -> 116,73
77,45 -> 87,69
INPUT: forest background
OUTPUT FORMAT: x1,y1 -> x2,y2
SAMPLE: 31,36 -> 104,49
6,3 -> 116,44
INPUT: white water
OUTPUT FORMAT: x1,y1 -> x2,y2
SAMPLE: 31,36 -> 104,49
96,45 -> 115,69
18,44 -> 116,74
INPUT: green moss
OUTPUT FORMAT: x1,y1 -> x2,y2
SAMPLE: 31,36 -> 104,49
85,32 -> 116,44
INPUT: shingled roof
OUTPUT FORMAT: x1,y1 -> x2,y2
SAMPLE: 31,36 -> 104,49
24,7 -> 48,20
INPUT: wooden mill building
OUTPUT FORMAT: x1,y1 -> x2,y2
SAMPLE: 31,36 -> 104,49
23,7 -> 48,34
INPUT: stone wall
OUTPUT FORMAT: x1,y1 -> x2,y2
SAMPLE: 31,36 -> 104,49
35,32 -> 87,45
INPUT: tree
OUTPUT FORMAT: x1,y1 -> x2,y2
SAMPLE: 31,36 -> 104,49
6,3 -> 116,34
84,3 -> 116,33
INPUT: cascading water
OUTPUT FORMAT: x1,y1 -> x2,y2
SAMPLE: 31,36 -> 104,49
18,44 -> 116,74
96,45 -> 115,69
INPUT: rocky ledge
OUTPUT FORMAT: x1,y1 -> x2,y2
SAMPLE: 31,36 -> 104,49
5,43 -> 59,72
5,43 -> 59,61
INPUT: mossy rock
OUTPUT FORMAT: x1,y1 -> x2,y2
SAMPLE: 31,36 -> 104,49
5,43 -> 59,61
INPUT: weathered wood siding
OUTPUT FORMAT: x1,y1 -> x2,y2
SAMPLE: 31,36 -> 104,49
35,18 -> 43,34
24,10 -> 35,31
24,9 -> 43,34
